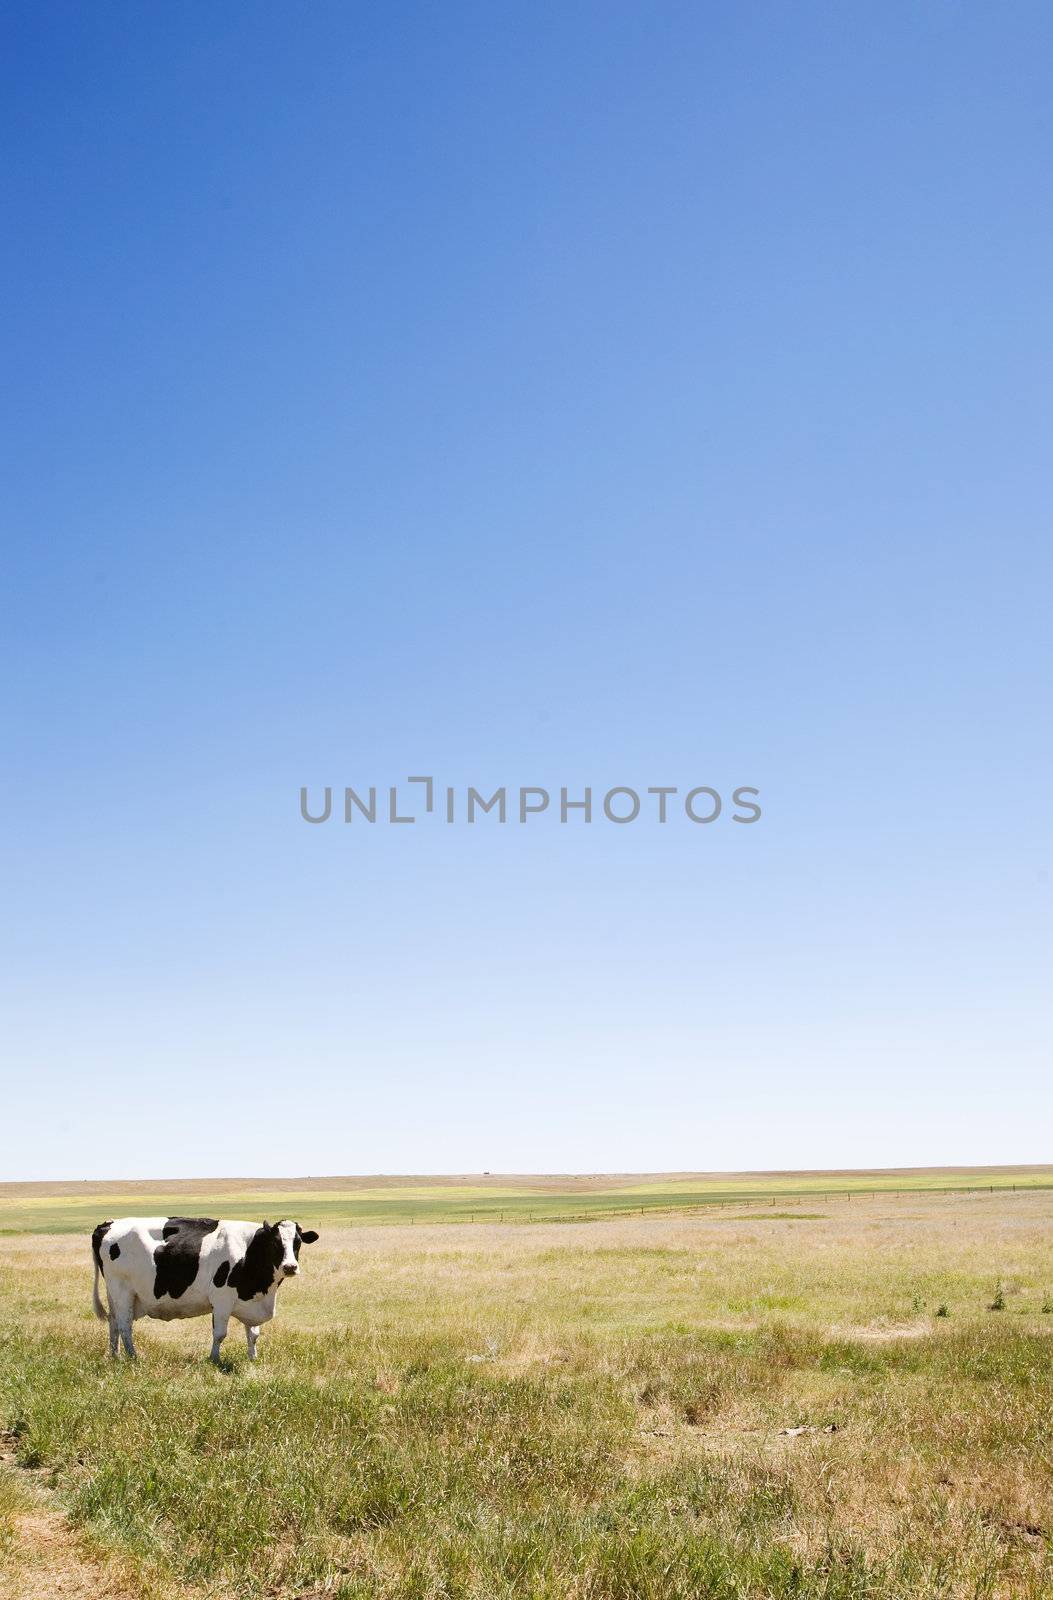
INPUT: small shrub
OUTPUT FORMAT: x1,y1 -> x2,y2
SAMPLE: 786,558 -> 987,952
1042,1295 -> 1053,1314
989,1287 -> 1006,1312
935,1303 -> 950,1319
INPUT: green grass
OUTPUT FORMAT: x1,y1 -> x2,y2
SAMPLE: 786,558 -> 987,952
4,1311 -> 1053,1597
2,1184 -> 1053,1597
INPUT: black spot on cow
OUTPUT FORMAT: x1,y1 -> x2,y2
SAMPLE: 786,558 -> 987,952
91,1221 -> 113,1273
213,1260 -> 229,1288
153,1217 -> 219,1300
161,1215 -> 215,1241
109,1242 -> 121,1260
228,1221 -> 284,1301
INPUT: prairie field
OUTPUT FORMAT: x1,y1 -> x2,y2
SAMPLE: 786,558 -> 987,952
2,1174 -> 1053,1599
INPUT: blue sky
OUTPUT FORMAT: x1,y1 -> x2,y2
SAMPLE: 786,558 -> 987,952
3,3 -> 1050,1180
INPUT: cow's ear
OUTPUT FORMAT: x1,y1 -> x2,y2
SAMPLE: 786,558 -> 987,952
261,1219 -> 270,1232
299,1229 -> 319,1244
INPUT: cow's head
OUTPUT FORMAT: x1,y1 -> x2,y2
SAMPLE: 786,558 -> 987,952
263,1219 -> 320,1281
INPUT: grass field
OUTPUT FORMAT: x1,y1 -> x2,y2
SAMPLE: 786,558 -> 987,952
1,1165 -> 1050,1235
2,1172 -> 1053,1598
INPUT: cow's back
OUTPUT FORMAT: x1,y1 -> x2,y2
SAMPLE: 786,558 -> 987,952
99,1217 -> 224,1320
97,1217 -> 171,1276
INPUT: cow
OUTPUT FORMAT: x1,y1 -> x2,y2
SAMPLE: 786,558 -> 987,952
91,1216 -> 319,1362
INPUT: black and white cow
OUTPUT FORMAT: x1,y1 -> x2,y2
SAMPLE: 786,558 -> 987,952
91,1216 -> 319,1362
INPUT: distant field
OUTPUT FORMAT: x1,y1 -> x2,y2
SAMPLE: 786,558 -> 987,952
1,1164 -> 1050,1235
3,1175 -> 1053,1598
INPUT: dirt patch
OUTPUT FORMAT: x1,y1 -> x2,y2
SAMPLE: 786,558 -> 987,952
831,1322 -> 932,1343
0,1498 -> 140,1600
1,1436 -> 159,1600
635,1416 -> 844,1468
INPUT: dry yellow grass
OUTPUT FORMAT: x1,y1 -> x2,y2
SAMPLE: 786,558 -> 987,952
2,1186 -> 1052,1597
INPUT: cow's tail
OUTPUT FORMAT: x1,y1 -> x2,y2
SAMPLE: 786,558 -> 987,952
91,1221 -> 113,1320
92,1259 -> 108,1319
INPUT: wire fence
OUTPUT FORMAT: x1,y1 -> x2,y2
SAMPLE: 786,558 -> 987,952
378,1181 -> 1052,1229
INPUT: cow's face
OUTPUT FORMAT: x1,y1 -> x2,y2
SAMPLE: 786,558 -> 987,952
271,1219 -> 319,1279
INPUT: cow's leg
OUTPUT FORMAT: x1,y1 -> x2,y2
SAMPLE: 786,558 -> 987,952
106,1288 -> 137,1359
210,1307 -> 230,1364
245,1324 -> 260,1361
117,1310 -> 137,1360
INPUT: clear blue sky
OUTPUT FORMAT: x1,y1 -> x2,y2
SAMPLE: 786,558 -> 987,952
3,3 -> 1050,1180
